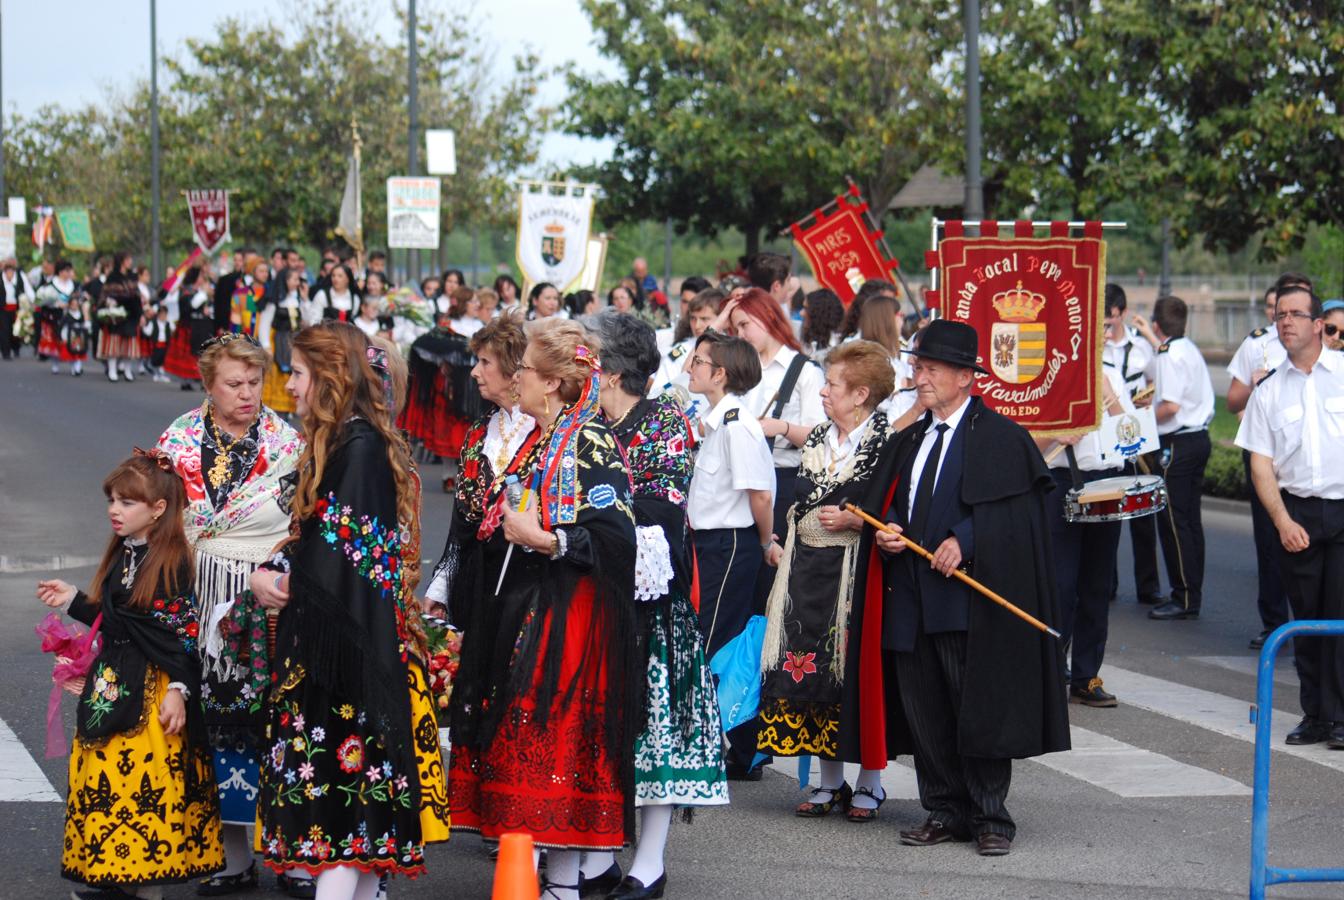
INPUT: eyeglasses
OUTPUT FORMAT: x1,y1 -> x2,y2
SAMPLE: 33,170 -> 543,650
1274,310 -> 1316,322
689,355 -> 719,369
1325,324 -> 1340,337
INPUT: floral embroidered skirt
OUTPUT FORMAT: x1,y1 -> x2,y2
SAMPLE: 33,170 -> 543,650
634,590 -> 729,807
257,660 -> 448,878
62,669 -> 224,887
448,581 -> 627,850
757,698 -> 842,758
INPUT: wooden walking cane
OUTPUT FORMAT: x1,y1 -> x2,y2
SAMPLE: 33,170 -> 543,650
842,502 -> 1062,639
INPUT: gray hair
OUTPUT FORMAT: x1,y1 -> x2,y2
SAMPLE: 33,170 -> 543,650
591,309 -> 660,398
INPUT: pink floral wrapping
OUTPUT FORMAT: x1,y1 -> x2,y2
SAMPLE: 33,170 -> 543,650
35,611 -> 102,758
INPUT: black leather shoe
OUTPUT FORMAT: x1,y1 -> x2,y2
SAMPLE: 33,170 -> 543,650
197,862 -> 258,895
580,862 -> 623,897
1148,601 -> 1199,620
899,818 -> 970,846
1327,723 -> 1344,750
1070,678 -> 1118,708
606,873 -> 667,899
1249,630 -> 1272,650
277,872 -> 317,899
725,762 -> 763,782
1137,593 -> 1164,606
1285,716 -> 1331,745
977,833 -> 1012,856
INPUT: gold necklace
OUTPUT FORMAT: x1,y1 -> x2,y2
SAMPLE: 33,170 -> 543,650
491,409 -> 529,476
208,412 -> 245,491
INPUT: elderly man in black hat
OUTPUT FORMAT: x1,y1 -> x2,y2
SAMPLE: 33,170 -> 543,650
853,319 -> 1069,857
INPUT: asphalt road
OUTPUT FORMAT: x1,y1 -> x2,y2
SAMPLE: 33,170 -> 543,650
2,359 -> 1341,899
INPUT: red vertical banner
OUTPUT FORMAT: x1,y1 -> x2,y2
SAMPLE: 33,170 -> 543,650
790,193 -> 899,304
933,236 -> 1106,435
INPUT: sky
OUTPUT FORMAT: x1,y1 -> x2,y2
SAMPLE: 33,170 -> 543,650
2,0 -> 616,169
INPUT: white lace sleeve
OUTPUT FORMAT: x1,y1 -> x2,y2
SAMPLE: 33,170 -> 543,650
634,525 -> 674,603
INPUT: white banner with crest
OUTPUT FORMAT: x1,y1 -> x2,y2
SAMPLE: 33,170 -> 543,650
515,182 -> 596,293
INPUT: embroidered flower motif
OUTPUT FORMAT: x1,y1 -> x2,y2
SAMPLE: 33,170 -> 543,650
336,736 -> 365,773
783,651 -> 818,683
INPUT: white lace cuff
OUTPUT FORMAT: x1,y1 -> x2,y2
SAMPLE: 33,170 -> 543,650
634,525 -> 674,603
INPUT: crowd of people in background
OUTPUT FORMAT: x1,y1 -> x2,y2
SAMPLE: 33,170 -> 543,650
26,236 -> 1344,900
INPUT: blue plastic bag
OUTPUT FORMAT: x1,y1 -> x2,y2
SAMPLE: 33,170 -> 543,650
708,615 -> 766,734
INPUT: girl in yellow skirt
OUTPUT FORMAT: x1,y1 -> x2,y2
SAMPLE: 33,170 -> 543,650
38,451 -> 224,899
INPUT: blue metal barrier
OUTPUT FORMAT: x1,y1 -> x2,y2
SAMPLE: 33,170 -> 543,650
1250,620 -> 1344,898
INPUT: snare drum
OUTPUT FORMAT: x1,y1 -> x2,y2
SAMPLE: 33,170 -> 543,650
1064,475 -> 1167,523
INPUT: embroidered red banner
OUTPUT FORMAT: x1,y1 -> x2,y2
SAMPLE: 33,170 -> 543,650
933,235 -> 1106,435
186,190 -> 231,255
790,190 -> 898,304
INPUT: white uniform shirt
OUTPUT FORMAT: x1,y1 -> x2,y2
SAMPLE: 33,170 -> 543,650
1236,348 -> 1344,500
688,394 -> 776,531
1227,325 -> 1286,388
1153,336 -> 1215,435
1103,327 -> 1154,397
742,346 -> 825,469
648,338 -> 710,420
1052,367 -> 1136,471
907,394 -> 972,521
878,386 -> 919,421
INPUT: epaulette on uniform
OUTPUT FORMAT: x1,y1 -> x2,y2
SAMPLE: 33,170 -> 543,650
723,408 -> 740,424
669,344 -> 687,360
1250,326 -> 1269,339
1255,366 -> 1278,386
1157,342 -> 1170,354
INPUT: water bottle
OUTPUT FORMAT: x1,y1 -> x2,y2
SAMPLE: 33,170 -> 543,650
504,474 -> 523,510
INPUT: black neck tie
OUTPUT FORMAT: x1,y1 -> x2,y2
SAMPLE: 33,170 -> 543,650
910,423 -> 949,545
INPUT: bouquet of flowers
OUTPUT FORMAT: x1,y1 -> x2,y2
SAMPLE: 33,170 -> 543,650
12,296 -> 34,341
421,613 -> 461,725
386,286 -> 433,329
95,302 -> 127,322
35,283 -> 64,308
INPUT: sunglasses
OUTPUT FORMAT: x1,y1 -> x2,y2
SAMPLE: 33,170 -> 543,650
1326,324 -> 1340,338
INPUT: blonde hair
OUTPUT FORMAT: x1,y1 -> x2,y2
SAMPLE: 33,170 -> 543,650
826,340 -> 896,412
198,336 -> 270,389
526,318 -> 601,405
290,322 -> 417,532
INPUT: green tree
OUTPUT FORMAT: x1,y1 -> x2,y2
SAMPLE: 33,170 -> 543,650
565,0 -> 951,254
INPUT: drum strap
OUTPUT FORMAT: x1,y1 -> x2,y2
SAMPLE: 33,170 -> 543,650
1064,445 -> 1084,491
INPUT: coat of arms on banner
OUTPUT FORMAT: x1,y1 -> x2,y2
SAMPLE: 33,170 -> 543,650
989,282 -> 1048,384
186,190 -> 231,255
541,223 -> 566,266
931,231 -> 1106,435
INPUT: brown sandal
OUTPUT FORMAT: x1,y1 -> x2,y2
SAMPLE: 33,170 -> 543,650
795,782 -> 852,818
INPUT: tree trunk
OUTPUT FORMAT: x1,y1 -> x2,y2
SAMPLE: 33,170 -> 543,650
744,225 -> 760,259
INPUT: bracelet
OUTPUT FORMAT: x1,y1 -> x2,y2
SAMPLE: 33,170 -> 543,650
549,529 -> 568,560
166,681 -> 191,700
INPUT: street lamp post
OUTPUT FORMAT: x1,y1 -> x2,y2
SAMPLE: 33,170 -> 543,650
407,0 -> 419,283
150,0 -> 162,281
963,0 -> 984,221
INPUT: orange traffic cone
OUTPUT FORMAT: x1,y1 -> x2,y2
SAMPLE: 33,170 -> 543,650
492,832 -> 539,900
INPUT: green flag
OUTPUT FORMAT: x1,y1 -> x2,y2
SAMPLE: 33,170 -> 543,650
55,208 -> 94,252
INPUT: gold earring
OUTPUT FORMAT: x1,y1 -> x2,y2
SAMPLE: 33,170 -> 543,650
544,395 -> 552,418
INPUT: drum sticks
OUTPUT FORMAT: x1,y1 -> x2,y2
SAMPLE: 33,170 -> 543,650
842,502 -> 1063,640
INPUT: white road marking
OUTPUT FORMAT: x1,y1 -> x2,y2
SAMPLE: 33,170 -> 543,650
1031,725 -> 1249,797
1105,664 -> 1344,774
0,717 -> 61,801
0,554 -> 101,574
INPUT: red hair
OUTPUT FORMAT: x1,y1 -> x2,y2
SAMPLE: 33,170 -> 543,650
730,287 -> 801,352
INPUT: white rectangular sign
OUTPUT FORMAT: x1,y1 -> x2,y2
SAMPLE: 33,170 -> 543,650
386,177 -> 441,249
425,130 -> 456,176
0,219 -> 14,260
7,198 -> 26,225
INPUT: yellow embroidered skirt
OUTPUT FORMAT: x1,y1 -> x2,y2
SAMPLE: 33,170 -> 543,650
409,660 -> 451,844
758,697 -> 841,759
63,669 -> 224,887
262,361 -> 295,414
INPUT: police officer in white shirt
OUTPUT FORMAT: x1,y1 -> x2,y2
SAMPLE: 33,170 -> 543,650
1237,283 -> 1344,746
1133,296 -> 1215,620
1226,278 -> 1307,646
686,330 -> 776,779
1038,367 -> 1135,707
1102,284 -> 1164,608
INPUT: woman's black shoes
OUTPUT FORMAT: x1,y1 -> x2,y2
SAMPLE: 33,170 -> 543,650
606,873 -> 667,899
197,862 -> 258,895
580,862 -> 624,897
795,781 -> 852,817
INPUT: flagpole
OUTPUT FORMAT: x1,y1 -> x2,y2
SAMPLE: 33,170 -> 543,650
150,0 -> 162,280
407,0 -> 420,283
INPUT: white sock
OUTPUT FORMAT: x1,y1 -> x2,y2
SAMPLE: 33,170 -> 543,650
580,850 -> 615,879
543,850 -> 581,900
811,759 -> 846,801
132,887 -> 163,900
316,865 -> 362,900
220,824 -> 253,876
352,871 -> 381,900
851,767 -> 886,810
627,804 -> 673,885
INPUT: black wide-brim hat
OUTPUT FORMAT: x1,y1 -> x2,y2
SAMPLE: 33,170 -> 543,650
902,318 -> 989,374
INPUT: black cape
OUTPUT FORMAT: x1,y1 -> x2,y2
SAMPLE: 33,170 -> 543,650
854,396 -> 1070,760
